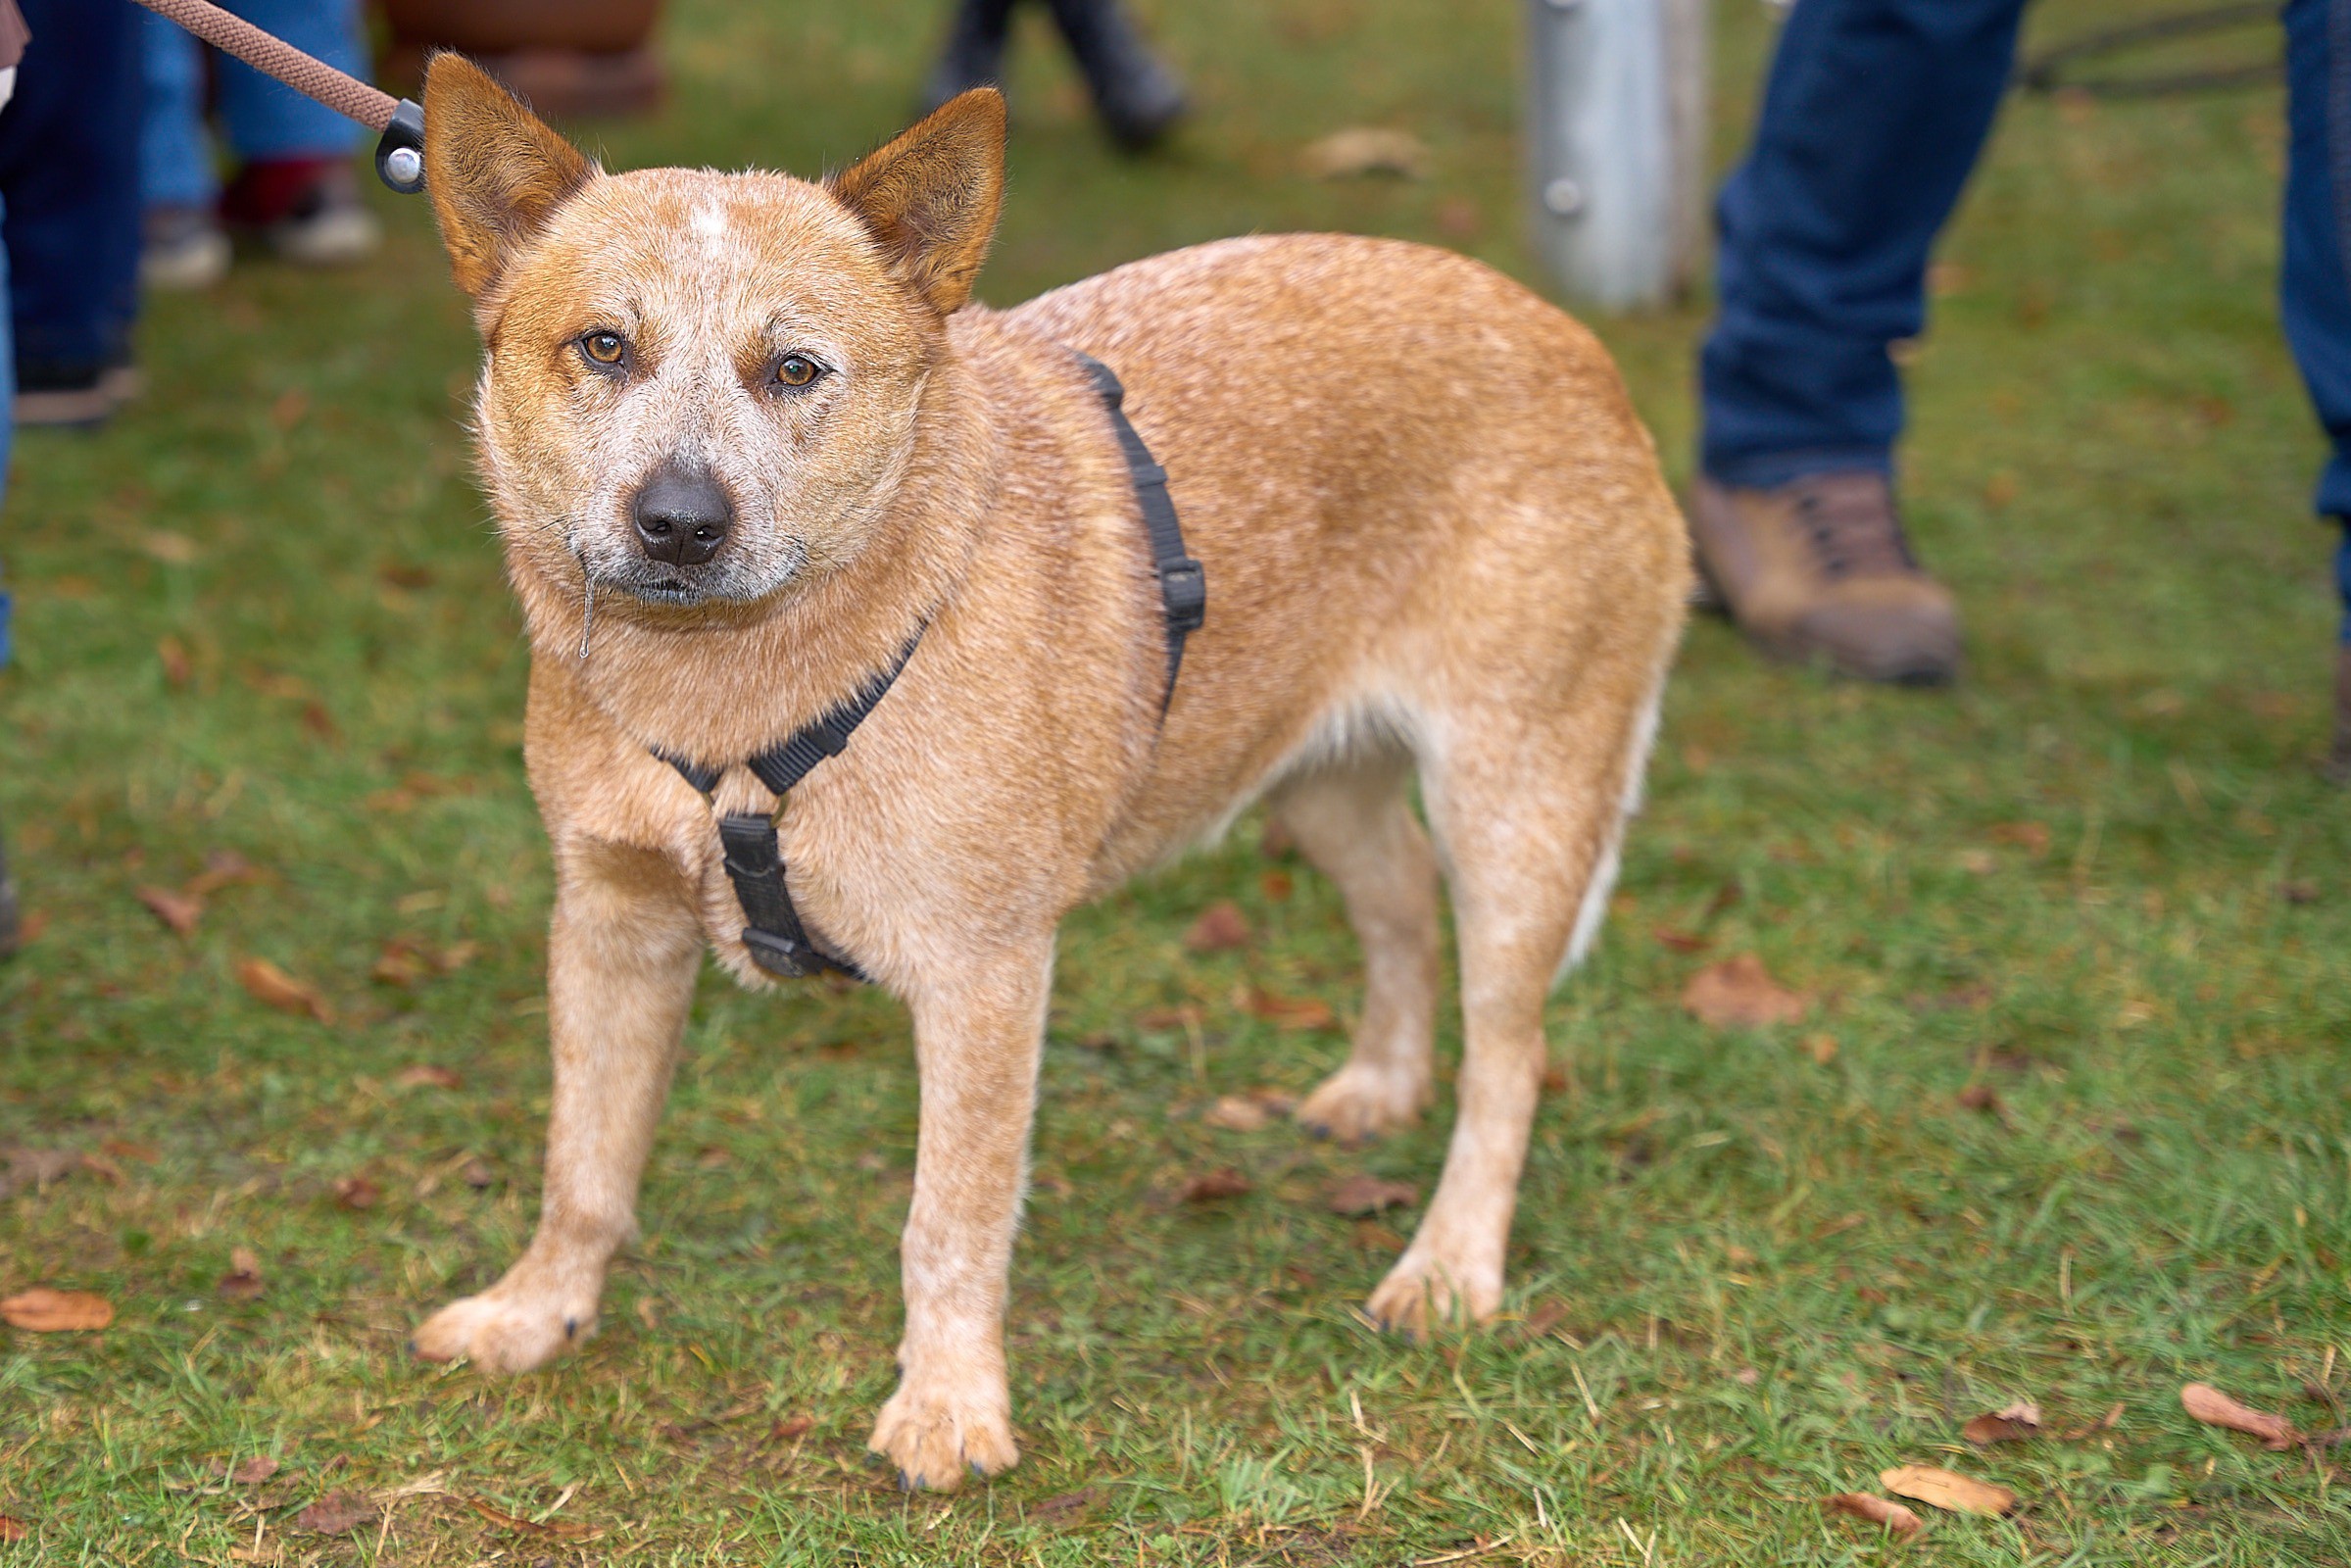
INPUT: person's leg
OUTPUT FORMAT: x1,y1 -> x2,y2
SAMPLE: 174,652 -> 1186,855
0,194 -> 17,956
923,0 -> 1020,116
1038,0 -> 1186,149
2280,0 -> 2351,779
138,7 -> 230,291
214,0 -> 378,265
1689,0 -> 2026,684
0,0 -> 144,427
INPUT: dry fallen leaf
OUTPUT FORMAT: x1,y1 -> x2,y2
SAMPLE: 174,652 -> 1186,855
372,938 -> 477,986
1244,988 -> 1338,1031
1881,1464 -> 2017,1517
1178,1168 -> 1252,1203
295,1491 -> 375,1535
1202,1095 -> 1271,1133
236,957 -> 331,1022
1653,926 -> 1708,954
1325,1174 -> 1419,1216
0,1514 -> 25,1543
1261,868 -> 1294,902
141,528 -> 200,564
1301,126 -> 1432,180
136,884 -> 204,936
1029,1487 -> 1101,1523
769,1413 -> 815,1443
157,635 -> 194,689
1681,955 -> 1811,1029
219,1247 -> 265,1301
1184,901 -> 1251,953
2181,1382 -> 2298,1449
332,1174 -> 381,1210
465,1496 -> 593,1540
1823,1493 -> 1924,1538
1988,820 -> 2052,855
1964,1400 -> 2043,1445
1958,1084 -> 2004,1116
1,1288 -> 115,1332
394,1064 -> 463,1091
1802,1032 -> 1838,1065
184,850 -> 262,897
1514,1300 -> 1572,1344
231,1455 -> 281,1485
1134,1004 -> 1202,1033
99,1138 -> 159,1164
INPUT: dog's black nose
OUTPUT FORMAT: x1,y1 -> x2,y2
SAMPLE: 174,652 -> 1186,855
631,466 -> 734,567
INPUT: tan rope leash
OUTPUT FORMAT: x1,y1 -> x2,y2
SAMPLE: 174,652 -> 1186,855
126,0 -> 427,193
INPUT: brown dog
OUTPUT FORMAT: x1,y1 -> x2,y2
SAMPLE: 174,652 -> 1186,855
408,56 -> 1688,1489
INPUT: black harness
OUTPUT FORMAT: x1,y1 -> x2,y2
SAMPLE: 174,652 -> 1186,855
659,351 -> 1204,982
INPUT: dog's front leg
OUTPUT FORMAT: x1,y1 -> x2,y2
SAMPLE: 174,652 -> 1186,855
868,944 -> 1052,1490
414,840 -> 700,1373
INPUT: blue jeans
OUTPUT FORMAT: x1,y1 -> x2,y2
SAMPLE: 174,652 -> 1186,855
1700,0 -> 2351,637
140,0 -> 367,209
0,0 -> 143,382
0,194 -> 11,673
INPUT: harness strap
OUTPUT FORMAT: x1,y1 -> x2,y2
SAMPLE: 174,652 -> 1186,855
1072,352 -> 1206,715
659,628 -> 924,981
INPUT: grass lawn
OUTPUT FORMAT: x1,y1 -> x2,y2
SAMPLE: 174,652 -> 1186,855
5,0 -> 2350,1561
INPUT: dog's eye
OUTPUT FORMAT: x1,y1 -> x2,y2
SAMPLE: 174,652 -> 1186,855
579,331 -> 627,368
773,354 -> 822,389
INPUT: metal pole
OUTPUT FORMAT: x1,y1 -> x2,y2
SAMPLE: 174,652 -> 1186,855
1527,0 -> 1709,312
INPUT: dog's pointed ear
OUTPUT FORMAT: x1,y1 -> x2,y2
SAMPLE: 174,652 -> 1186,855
828,88 -> 1006,316
422,53 -> 595,300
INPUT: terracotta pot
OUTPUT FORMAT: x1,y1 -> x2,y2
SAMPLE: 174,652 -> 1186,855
375,0 -> 666,118
378,0 -> 660,56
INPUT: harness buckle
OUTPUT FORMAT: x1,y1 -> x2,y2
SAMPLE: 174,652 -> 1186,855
1158,557 -> 1207,632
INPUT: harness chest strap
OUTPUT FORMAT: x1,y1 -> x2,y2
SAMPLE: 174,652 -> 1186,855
659,350 -> 1206,982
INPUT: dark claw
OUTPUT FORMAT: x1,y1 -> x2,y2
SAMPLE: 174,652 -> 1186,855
971,1460 -> 987,1480
563,1317 -> 577,1339
898,1470 -> 916,1493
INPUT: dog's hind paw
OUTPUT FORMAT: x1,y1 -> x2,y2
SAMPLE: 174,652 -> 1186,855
412,1289 -> 594,1374
1296,1062 -> 1431,1144
1363,1252 -> 1501,1341
868,1380 -> 1019,1491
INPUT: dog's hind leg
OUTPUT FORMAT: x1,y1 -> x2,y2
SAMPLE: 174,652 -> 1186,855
1363,678 -> 1662,1337
1272,753 -> 1442,1143
413,840 -> 702,1373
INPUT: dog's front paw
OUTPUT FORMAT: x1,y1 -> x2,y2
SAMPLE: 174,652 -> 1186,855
868,1377 -> 1019,1491
412,1288 -> 596,1373
1296,1062 -> 1431,1143
1363,1250 -> 1501,1341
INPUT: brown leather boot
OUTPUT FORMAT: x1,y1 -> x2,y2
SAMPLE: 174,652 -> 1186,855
1688,471 -> 1961,685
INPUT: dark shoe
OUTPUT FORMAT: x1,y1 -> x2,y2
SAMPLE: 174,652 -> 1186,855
1688,470 -> 1961,685
14,361 -> 120,429
2327,643 -> 2351,786
1041,0 -> 1188,149
922,0 -> 1016,114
